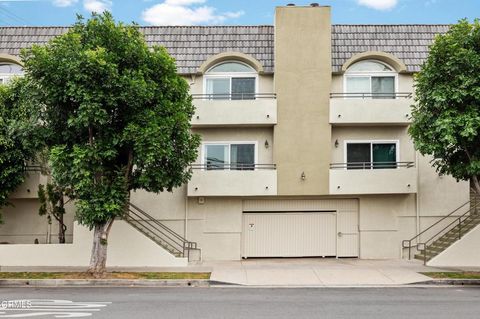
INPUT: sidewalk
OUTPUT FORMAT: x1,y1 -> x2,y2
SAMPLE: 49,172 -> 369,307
204,258 -> 451,286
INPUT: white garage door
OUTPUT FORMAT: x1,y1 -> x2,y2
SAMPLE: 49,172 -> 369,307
242,212 -> 338,258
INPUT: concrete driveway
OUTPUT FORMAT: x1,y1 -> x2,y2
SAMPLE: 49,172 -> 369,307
204,258 -> 448,286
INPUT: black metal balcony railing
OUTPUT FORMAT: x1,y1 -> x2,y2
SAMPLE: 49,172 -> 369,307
330,162 -> 415,170
191,163 -> 276,170
192,93 -> 277,100
330,92 -> 413,99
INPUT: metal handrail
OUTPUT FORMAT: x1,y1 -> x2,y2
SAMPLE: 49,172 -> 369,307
330,92 -> 413,99
127,203 -> 198,257
126,211 -> 184,254
402,200 -> 480,261
330,162 -> 415,169
191,163 -> 277,170
192,93 -> 276,100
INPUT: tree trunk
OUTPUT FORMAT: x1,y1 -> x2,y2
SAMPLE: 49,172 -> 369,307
472,176 -> 480,197
58,213 -> 65,244
87,219 -> 114,276
58,196 -> 66,244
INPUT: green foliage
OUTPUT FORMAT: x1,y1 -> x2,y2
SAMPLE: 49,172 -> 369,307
0,78 -> 43,223
409,19 -> 480,182
38,183 -> 66,224
22,12 -> 200,229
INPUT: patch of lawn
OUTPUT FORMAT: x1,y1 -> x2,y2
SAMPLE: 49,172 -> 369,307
421,272 -> 480,279
0,272 -> 211,280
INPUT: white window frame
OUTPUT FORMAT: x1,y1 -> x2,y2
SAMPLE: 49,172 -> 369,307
343,60 -> 398,99
203,61 -> 259,100
201,141 -> 259,170
343,140 -> 400,170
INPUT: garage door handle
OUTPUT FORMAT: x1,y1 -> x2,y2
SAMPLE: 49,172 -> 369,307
337,232 -> 343,237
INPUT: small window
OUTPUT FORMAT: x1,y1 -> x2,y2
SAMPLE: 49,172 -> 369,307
345,60 -> 396,99
204,143 -> 256,170
208,62 -> 254,73
0,62 -> 23,84
346,142 -> 397,170
205,61 -> 257,100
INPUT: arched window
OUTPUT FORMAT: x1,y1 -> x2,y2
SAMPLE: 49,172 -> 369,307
204,61 -> 257,100
344,60 -> 396,99
0,62 -> 23,84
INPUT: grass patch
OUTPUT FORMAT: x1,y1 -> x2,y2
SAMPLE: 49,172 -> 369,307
422,272 -> 480,280
0,272 -> 210,280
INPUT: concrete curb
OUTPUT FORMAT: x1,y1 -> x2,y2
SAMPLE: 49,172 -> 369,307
0,279 -> 211,288
412,279 -> 480,286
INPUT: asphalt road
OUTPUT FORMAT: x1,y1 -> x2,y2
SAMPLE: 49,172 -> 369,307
1,287 -> 480,318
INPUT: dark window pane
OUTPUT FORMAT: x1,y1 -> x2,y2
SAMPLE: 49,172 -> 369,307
347,143 -> 371,169
232,77 -> 255,100
231,144 -> 255,170
372,77 -> 395,99
373,143 -> 397,169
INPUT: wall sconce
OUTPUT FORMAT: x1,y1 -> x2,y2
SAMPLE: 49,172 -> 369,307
301,172 -> 306,180
264,140 -> 269,148
334,139 -> 339,148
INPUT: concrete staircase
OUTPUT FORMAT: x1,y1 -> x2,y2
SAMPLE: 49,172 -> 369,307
403,185 -> 480,263
414,210 -> 480,261
124,203 -> 200,261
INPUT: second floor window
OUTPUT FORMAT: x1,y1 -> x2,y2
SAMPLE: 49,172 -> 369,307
205,62 -> 257,100
344,60 -> 396,99
204,142 -> 256,170
346,141 -> 398,170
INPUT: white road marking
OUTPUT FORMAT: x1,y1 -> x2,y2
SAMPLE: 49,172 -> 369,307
0,300 -> 111,318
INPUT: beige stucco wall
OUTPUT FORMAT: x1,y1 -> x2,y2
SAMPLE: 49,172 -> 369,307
427,223 -> 480,268
185,74 -> 274,96
0,199 -> 74,244
0,221 -> 187,268
331,126 -> 415,163
194,127 -> 274,165
273,6 -> 332,196
331,73 -> 414,94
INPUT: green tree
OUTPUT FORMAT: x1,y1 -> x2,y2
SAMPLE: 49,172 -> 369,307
0,78 -> 42,223
410,20 -> 480,194
38,182 -> 69,244
22,13 -> 200,274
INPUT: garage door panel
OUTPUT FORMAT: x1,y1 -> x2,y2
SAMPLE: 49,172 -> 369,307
337,211 -> 359,257
243,212 -> 337,258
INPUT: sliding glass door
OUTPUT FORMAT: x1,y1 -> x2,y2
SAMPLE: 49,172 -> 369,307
204,143 -> 256,170
346,142 -> 398,169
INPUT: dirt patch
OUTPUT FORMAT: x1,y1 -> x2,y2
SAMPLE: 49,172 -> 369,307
0,272 -> 211,280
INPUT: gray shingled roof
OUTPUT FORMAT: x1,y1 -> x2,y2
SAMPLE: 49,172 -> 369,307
0,24 -> 449,74
332,25 -> 450,72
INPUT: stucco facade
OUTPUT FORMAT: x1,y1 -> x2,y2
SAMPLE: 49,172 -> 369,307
0,5 -> 471,267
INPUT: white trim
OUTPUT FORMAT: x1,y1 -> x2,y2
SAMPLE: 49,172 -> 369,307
201,141 -> 259,170
203,60 -> 259,99
343,59 -> 398,99
343,139 -> 400,169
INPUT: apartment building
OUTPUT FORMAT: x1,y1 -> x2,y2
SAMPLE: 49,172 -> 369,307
0,4 -> 475,268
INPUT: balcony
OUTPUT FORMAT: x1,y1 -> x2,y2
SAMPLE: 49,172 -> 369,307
9,166 -> 48,199
329,93 -> 413,126
191,93 -> 277,127
187,164 -> 277,197
329,162 -> 417,195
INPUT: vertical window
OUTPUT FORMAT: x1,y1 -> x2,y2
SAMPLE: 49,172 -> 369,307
345,60 -> 396,99
205,62 -> 257,100
204,143 -> 256,170
346,142 -> 398,169
204,144 -> 229,170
